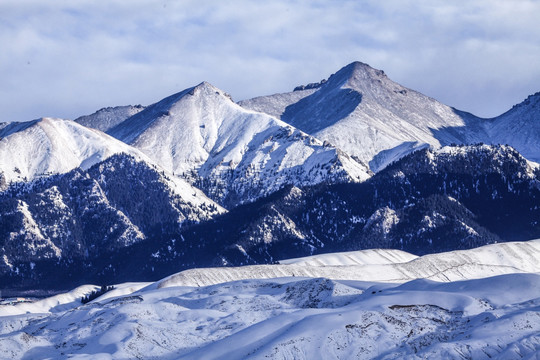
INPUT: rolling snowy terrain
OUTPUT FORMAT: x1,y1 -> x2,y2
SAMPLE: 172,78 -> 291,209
1,241 -> 539,359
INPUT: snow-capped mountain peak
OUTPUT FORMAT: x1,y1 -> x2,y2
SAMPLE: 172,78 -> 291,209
241,61 -> 490,172
328,61 -> 388,88
191,80 -> 230,96
0,117 -> 145,186
104,81 -> 371,206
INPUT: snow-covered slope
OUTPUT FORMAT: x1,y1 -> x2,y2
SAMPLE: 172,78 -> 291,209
383,143 -> 539,180
0,117 -> 221,209
155,239 -> 540,288
279,248 -> 419,266
0,282 -> 149,317
1,241 -> 539,359
75,105 -> 145,132
0,117 -> 144,185
241,62 -> 489,172
238,87 -> 318,119
487,92 -> 540,163
106,82 -> 370,206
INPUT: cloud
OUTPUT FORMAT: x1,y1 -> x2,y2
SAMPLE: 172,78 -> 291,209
0,0 -> 539,122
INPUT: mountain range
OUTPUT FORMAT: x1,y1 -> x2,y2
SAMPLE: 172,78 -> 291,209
1,61 -> 539,292
103,81 -> 370,206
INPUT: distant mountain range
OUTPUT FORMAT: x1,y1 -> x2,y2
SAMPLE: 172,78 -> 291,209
1,61 -> 539,292
241,61 -> 540,171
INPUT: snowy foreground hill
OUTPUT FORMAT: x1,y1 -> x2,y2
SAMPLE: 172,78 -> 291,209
1,240 -> 539,359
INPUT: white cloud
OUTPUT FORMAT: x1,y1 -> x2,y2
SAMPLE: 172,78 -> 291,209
0,0 -> 539,122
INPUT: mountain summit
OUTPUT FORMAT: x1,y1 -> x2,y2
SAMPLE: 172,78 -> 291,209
325,61 -> 389,89
0,117 -> 145,186
241,61 -> 490,171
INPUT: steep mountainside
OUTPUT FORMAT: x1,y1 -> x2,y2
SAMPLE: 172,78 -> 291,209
240,61 -> 488,171
0,117 -> 145,187
487,91 -> 540,163
75,105 -> 145,132
135,144 -> 538,275
239,87 -> 318,119
1,143 -> 538,291
24,145 -> 540,290
0,154 -> 223,288
2,61 -> 540,299
105,82 -> 370,207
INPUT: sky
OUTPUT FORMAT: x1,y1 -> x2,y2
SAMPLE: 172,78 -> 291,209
1,0 -> 539,123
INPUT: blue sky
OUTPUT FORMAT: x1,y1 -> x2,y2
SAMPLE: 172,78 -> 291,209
1,0 -> 539,122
